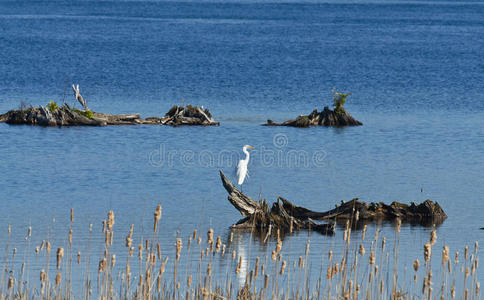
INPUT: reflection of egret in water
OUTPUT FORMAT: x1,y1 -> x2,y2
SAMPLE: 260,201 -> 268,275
232,231 -> 249,286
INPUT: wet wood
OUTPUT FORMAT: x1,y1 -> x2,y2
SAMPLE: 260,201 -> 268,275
0,104 -> 219,127
264,106 -> 362,127
220,170 -> 447,235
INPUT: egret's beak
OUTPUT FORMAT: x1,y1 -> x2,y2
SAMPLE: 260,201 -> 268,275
247,146 -> 255,150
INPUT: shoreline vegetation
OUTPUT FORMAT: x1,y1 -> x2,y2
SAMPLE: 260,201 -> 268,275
0,205 -> 478,300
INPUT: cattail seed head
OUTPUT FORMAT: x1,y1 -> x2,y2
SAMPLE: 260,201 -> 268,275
175,238 -> 182,260
424,243 -> 432,262
369,251 -> 375,265
8,277 -> 13,289
35,246 -> 40,254
77,251 -> 81,264
68,229 -> 73,245
55,272 -> 61,286
359,244 -> 365,256
107,210 -> 115,231
70,208 -> 74,223
271,250 -> 276,261
111,254 -> 116,267
157,243 -> 161,259
430,229 -> 437,246
264,274 -> 269,289
298,256 -> 303,268
28,226 -> 32,238
40,269 -> 46,282
413,259 -> 420,272
465,246 -> 469,260
138,244 -> 143,260
280,261 -> 287,274
442,246 -> 449,267
207,229 -> 214,247
46,241 -> 51,254
328,250 -> 333,261
154,204 -> 162,232
215,236 -> 222,253
232,250 -> 236,260
8,224 -> 11,235
56,248 -> 64,269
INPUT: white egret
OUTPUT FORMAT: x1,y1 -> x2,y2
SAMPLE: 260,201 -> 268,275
237,145 -> 255,186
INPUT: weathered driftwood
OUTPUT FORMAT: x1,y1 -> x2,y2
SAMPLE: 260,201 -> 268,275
144,105 -> 219,126
264,106 -> 362,128
0,105 -> 219,127
220,170 -> 335,235
72,84 -> 88,111
220,170 -> 447,235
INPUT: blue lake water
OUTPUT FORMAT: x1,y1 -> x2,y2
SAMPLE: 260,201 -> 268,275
0,0 -> 483,296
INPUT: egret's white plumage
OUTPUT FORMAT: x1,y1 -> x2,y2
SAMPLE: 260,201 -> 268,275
237,145 -> 255,185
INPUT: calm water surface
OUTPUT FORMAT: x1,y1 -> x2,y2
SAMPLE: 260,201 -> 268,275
0,0 -> 483,294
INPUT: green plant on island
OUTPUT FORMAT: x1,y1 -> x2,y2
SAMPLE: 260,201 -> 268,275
332,89 -> 352,116
72,108 -> 93,119
46,100 -> 59,112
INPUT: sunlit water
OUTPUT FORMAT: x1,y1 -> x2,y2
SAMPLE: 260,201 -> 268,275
0,0 -> 483,296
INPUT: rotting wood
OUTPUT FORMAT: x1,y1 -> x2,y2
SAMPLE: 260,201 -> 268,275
220,170 -> 447,236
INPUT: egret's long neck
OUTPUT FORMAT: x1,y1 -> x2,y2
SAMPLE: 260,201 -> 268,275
242,148 -> 250,162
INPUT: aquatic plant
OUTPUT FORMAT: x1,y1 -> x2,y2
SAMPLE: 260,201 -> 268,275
72,108 -> 94,119
332,89 -> 352,116
0,206 -> 479,300
46,100 -> 59,112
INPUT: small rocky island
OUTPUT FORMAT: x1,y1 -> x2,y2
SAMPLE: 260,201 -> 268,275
264,90 -> 363,127
220,171 -> 447,235
0,85 -> 219,127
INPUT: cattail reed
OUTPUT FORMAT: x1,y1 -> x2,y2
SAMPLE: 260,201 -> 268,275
430,229 -> 437,246
280,261 -> 287,275
107,210 -> 114,231
424,243 -> 432,262
414,259 -> 420,271
154,204 -> 162,232
215,236 -> 222,253
207,229 -> 214,249
55,272 -> 61,286
442,246 -> 449,267
56,248 -> 65,269
175,238 -> 182,260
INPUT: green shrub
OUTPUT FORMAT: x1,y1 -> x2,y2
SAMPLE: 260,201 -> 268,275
73,108 -> 93,119
332,89 -> 352,116
46,100 -> 59,112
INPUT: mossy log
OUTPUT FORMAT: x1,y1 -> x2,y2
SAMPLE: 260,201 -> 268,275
220,170 -> 446,235
264,106 -> 362,128
0,104 -> 219,127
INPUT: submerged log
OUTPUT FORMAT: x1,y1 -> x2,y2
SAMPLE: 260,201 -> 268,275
263,106 -> 362,128
219,170 -> 446,235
